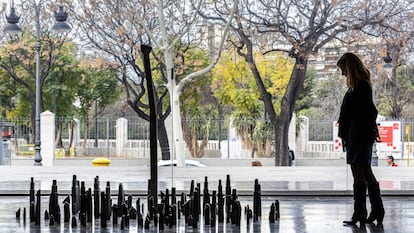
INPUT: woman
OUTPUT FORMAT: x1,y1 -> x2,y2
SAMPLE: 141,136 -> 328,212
337,52 -> 384,226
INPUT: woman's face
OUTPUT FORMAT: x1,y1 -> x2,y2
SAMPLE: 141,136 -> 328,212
341,68 -> 347,76
338,66 -> 347,77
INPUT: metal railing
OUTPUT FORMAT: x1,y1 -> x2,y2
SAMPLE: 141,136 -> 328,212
2,117 -> 414,160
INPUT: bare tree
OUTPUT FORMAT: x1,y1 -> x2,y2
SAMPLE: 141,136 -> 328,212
73,1 -> 169,159
378,32 -> 414,119
202,0 -> 413,165
73,0 -> 237,165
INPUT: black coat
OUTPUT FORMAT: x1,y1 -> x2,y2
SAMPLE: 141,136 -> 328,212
338,81 -> 379,163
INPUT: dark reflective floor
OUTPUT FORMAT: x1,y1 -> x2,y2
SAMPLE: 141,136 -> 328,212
1,166 -> 414,232
1,196 -> 413,233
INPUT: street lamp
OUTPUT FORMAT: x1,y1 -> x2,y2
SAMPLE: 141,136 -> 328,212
383,51 -> 394,77
369,50 -> 394,166
3,0 -> 71,166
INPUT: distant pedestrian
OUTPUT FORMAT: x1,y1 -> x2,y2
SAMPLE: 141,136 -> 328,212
337,52 -> 384,226
288,147 -> 295,166
386,156 -> 398,167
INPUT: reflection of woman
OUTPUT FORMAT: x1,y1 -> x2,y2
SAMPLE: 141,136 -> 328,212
337,53 -> 384,226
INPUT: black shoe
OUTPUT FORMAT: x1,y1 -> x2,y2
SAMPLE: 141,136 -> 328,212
344,183 -> 367,226
366,212 -> 384,225
366,183 -> 385,224
343,215 -> 366,225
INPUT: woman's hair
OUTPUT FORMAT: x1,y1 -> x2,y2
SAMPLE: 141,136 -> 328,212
337,52 -> 372,89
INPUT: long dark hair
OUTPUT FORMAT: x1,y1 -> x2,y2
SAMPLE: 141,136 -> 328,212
337,52 -> 371,90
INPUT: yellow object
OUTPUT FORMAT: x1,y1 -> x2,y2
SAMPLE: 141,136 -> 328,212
55,148 -> 65,158
69,147 -> 75,157
92,158 -> 111,166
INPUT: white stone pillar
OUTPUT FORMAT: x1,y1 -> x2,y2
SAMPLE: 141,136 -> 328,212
288,113 -> 297,151
116,118 -> 128,156
41,111 -> 55,166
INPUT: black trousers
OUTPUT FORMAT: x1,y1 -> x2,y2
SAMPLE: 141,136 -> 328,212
350,164 -> 378,185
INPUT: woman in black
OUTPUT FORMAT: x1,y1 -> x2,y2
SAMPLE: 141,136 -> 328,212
337,52 -> 384,226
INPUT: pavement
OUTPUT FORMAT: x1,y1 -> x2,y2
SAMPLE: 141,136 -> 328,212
0,166 -> 413,196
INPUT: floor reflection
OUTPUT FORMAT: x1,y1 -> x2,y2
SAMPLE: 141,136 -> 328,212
1,196 -> 413,232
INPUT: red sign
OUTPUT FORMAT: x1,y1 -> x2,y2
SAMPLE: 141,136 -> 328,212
378,126 -> 393,146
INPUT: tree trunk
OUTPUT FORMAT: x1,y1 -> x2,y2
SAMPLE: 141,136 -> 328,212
55,124 -> 63,148
157,118 -> 170,160
390,65 -> 401,119
170,79 -> 187,166
273,117 -> 289,165
387,41 -> 404,119
181,114 -> 192,155
69,120 -> 76,148
83,117 -> 89,156
274,56 -> 308,166
196,140 -> 208,158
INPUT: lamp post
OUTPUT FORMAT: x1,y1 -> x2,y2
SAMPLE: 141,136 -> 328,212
371,50 -> 394,167
383,52 -> 394,76
3,0 -> 71,166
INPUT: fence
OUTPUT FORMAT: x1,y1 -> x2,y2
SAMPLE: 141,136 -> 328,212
2,117 -> 414,160
304,118 -> 414,159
